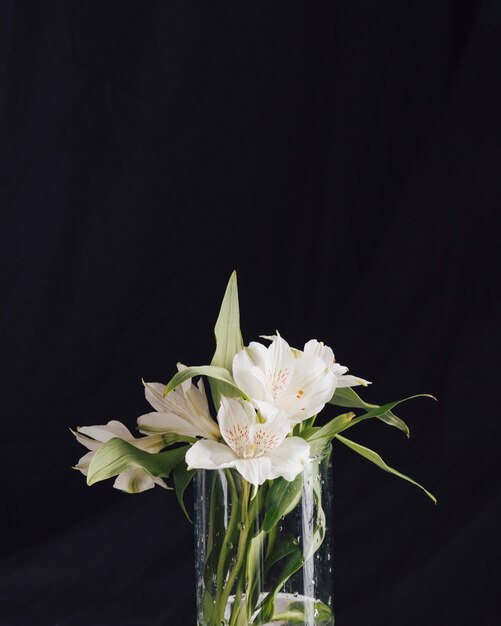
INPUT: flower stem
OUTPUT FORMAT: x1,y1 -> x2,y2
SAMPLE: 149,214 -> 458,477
216,479 -> 251,622
215,470 -> 240,600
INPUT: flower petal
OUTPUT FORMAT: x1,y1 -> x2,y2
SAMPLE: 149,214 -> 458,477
144,382 -> 169,412
280,354 -> 337,423
78,420 -> 134,443
251,401 -> 291,453
73,450 -> 94,475
234,457 -> 274,486
233,348 -> 270,401
113,468 -> 162,493
130,434 -> 166,453
268,437 -> 310,481
218,397 -> 256,456
303,339 -> 335,366
144,382 -> 192,420
334,371 -> 372,388
71,429 -> 102,451
185,440 -> 238,470
137,411 -> 210,438
266,334 -> 295,396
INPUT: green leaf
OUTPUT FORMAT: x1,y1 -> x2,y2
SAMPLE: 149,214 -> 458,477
330,387 -> 411,437
335,434 -> 437,504
332,392 -> 436,439
344,394 -> 434,434
173,462 -> 195,522
262,475 -> 303,533
210,271 -> 244,409
254,549 -> 304,625
163,365 -> 244,398
264,533 -> 299,574
246,530 -> 266,615
274,600 -> 333,625
307,411 -> 356,442
87,439 -> 188,486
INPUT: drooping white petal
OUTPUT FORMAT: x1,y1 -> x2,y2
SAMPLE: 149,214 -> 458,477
331,363 -> 371,387
78,421 -> 134,444
267,437 -> 310,481
218,396 -> 256,455
185,439 -> 238,471
113,468 -> 168,493
71,429 -> 102,451
129,433 -> 166,453
137,411 -> 212,439
73,450 -> 95,475
73,420 -> 136,451
234,457 -> 274,486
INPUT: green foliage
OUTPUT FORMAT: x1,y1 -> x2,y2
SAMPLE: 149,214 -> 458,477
262,475 -> 303,533
274,600 -> 332,625
87,439 -> 188,486
306,411 -> 355,442
253,549 -> 304,625
335,434 -> 437,504
173,462 -> 196,522
330,386 -> 411,437
210,270 -> 245,409
163,365 -> 242,398
263,533 -> 299,574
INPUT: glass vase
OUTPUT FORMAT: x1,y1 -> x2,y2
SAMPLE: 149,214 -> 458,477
194,444 -> 334,626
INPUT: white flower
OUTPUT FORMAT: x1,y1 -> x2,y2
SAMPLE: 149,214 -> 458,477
185,397 -> 310,488
137,363 -> 220,440
232,334 -> 337,425
72,420 -> 168,493
303,339 -> 371,387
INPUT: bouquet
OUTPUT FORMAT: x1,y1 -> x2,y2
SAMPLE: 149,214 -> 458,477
72,272 -> 435,626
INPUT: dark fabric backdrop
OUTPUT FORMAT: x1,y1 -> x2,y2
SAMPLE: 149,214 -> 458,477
1,1 -> 499,624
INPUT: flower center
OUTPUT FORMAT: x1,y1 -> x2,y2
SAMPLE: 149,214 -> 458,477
223,424 -> 283,459
243,443 -> 258,458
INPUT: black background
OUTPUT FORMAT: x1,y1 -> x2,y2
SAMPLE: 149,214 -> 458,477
1,1 -> 500,624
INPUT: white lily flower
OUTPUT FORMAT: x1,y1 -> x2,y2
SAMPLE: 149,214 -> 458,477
72,420 -> 168,493
232,334 -> 337,425
303,339 -> 371,387
185,396 -> 310,488
137,363 -> 220,440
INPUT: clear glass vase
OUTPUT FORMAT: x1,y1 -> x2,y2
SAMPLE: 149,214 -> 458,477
194,444 -> 334,626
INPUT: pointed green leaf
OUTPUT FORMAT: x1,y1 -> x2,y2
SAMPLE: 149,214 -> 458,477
87,439 -> 188,486
330,387 -> 411,437
262,475 -> 303,532
343,394 -> 434,433
335,434 -> 437,504
173,462 -> 196,522
254,549 -> 304,625
163,365 -> 245,398
307,412 -> 356,442
210,271 -> 244,408
264,533 -> 299,574
247,530 -> 266,614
